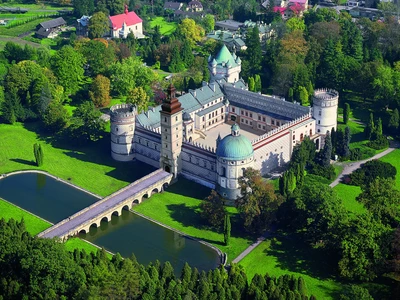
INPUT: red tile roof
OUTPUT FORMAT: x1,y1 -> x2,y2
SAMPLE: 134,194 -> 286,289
109,10 -> 142,30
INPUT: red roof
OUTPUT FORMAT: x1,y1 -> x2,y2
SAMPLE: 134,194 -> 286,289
109,10 -> 142,30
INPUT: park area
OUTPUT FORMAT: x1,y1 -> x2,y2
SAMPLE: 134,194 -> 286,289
149,17 -> 177,35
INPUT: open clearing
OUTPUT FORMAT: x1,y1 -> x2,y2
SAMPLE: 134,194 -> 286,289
149,17 -> 178,35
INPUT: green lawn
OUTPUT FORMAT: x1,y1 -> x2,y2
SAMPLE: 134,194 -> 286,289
0,198 -> 51,235
239,237 -> 342,299
380,149 -> 400,190
0,123 -> 153,197
0,17 -> 53,36
133,178 -> 254,261
149,17 -> 178,35
333,183 -> 366,215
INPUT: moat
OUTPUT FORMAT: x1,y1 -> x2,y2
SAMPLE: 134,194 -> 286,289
0,172 -> 221,272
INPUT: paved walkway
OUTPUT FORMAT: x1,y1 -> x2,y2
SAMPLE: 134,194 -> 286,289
39,169 -> 171,239
330,141 -> 398,187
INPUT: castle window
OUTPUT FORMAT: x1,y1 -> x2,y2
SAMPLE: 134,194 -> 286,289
263,126 -> 266,130
202,116 -> 205,121
250,121 -> 252,126
293,135 -> 295,140
250,113 -> 253,118
165,144 -> 168,148
165,128 -> 167,132
318,120 -> 320,124
245,112 -> 248,117
221,116 -> 224,120
241,111 -> 244,115
176,134 -> 178,138
164,117 -> 167,122
258,124 -> 261,128
209,122 -> 211,126
221,108 -> 224,113
232,107 -> 235,113
271,120 -> 275,125
277,121 -> 280,126
258,116 -> 261,121
319,110 -> 321,116
221,167 -> 226,177
165,135 -> 167,139
116,127 -> 118,132
263,117 -> 266,122
310,129 -> 313,135
176,116 -> 178,121
176,143 -> 179,146
318,129 -> 321,133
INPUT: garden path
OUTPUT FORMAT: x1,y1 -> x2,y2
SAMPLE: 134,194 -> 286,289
329,141 -> 399,188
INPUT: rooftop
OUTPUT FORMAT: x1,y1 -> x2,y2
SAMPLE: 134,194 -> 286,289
39,17 -> 66,29
109,10 -> 142,30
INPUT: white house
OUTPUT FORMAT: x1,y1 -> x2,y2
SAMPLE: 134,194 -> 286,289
109,6 -> 144,39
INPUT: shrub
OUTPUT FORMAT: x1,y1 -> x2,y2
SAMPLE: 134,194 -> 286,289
349,148 -> 375,161
367,135 -> 389,150
307,162 -> 336,180
348,160 -> 396,186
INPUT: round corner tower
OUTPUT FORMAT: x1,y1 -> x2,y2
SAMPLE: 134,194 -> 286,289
110,103 -> 136,161
312,89 -> 339,135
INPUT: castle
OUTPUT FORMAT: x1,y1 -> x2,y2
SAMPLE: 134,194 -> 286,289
110,45 -> 338,200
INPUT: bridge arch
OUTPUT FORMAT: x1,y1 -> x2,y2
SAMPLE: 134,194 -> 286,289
142,194 -> 149,202
101,216 -> 109,223
132,199 -> 139,206
79,229 -> 87,235
151,188 -> 158,195
112,210 -> 119,217
122,205 -> 130,211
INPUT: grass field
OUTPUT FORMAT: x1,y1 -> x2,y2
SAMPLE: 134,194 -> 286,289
333,183 -> 365,215
0,122 -> 154,197
380,149 -> 400,190
239,236 -> 342,299
149,17 -> 178,35
133,178 -> 254,261
0,198 -> 51,235
0,16 -> 53,36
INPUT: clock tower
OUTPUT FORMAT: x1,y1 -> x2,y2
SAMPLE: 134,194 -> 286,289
160,84 -> 183,178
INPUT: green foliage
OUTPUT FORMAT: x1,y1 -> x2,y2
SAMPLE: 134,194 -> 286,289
339,285 -> 373,300
42,100 -> 69,133
199,190 -> 226,230
343,102 -> 350,124
88,11 -> 109,39
248,76 -> 255,92
126,86 -> 149,114
298,86 -> 309,106
245,26 -> 262,75
349,147 -> 375,161
364,112 -> 375,140
349,160 -> 397,187
237,168 -> 283,234
51,45 -> 85,95
33,143 -> 43,167
254,74 -> 262,92
89,75 -> 111,108
202,14 -> 215,33
288,87 -> 294,102
224,214 -> 231,246
388,108 -> 399,135
319,131 -> 332,167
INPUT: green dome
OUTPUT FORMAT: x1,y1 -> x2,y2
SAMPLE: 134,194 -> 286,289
215,45 -> 238,67
216,124 -> 254,160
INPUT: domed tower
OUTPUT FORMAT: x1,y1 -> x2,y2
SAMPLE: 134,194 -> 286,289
312,89 -> 339,134
208,45 -> 241,83
110,103 -> 136,161
216,123 -> 254,202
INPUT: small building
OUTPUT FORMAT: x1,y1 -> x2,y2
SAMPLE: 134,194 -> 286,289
187,0 -> 203,12
164,1 -> 184,11
215,19 -> 244,32
109,6 -> 144,39
35,17 -> 66,39
207,30 -> 246,51
76,15 -> 91,36
208,45 -> 241,83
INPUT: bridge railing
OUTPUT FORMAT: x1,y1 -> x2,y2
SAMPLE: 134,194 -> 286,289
38,169 -> 170,238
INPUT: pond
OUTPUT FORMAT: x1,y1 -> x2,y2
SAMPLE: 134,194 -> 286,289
0,172 -> 221,273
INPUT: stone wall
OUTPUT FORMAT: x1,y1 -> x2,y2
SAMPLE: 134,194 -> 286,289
134,127 -> 162,168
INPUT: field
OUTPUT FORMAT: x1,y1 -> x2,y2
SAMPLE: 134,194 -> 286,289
133,178 -> 254,261
0,198 -> 51,235
0,123 -> 153,197
239,236 -> 342,299
333,183 -> 365,215
149,17 -> 178,35
379,149 -> 400,190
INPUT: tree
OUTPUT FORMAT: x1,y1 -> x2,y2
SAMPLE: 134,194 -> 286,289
88,11 -> 109,39
51,45 -> 85,95
349,160 -> 397,187
126,87 -> 149,114
288,87 -> 294,102
176,19 -> 204,47
73,0 -> 95,16
388,108 -> 399,135
342,126 -> 351,158
200,190 -> 226,229
339,285 -> 373,300
319,131 -> 332,167
254,74 -> 262,92
246,27 -> 262,75
286,17 -> 306,32
223,214 -> 231,246
343,102 -> 350,124
298,86 -> 309,106
236,168 -> 283,233
248,77 -> 255,92
203,14 -> 215,33
89,75 -> 111,107
33,143 -> 44,167
42,100 -> 69,133
70,101 -> 105,143
364,112 -> 375,140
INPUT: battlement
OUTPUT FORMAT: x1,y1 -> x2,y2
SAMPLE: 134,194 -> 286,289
110,104 -> 136,122
313,89 -> 339,107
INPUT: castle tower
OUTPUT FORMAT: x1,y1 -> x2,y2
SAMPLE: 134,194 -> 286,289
160,84 -> 183,178
312,89 -> 339,134
110,103 -> 136,161
182,112 -> 194,143
208,45 -> 241,83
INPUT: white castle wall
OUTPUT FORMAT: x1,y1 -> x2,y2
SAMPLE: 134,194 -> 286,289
134,126 -> 162,168
181,142 -> 217,185
110,104 -> 135,161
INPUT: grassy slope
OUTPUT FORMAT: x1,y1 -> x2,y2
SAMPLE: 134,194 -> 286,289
379,149 -> 400,190
149,17 -> 177,35
333,184 -> 365,215
239,237 -> 341,299
0,198 -> 51,235
0,123 -> 148,197
133,178 -> 253,261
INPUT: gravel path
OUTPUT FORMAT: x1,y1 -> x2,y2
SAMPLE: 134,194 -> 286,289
329,141 -> 398,188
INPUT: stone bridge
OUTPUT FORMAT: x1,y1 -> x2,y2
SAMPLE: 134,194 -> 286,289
38,169 -> 173,241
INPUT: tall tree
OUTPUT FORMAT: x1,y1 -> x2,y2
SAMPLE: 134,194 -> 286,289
200,190 -> 226,229
246,27 -> 262,75
202,14 -> 215,33
389,108 -> 399,135
126,87 -> 149,114
319,131 -> 332,167
224,214 -> 231,246
70,101 -> 105,143
237,168 -> 283,233
88,12 -> 110,39
42,100 -> 69,133
364,113 -> 375,140
51,46 -> 85,95
89,75 -> 111,107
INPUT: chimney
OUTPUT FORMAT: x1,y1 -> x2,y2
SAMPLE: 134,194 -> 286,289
124,4 -> 128,14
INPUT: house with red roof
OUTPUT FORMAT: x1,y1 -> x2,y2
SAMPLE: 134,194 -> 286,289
109,5 -> 144,39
